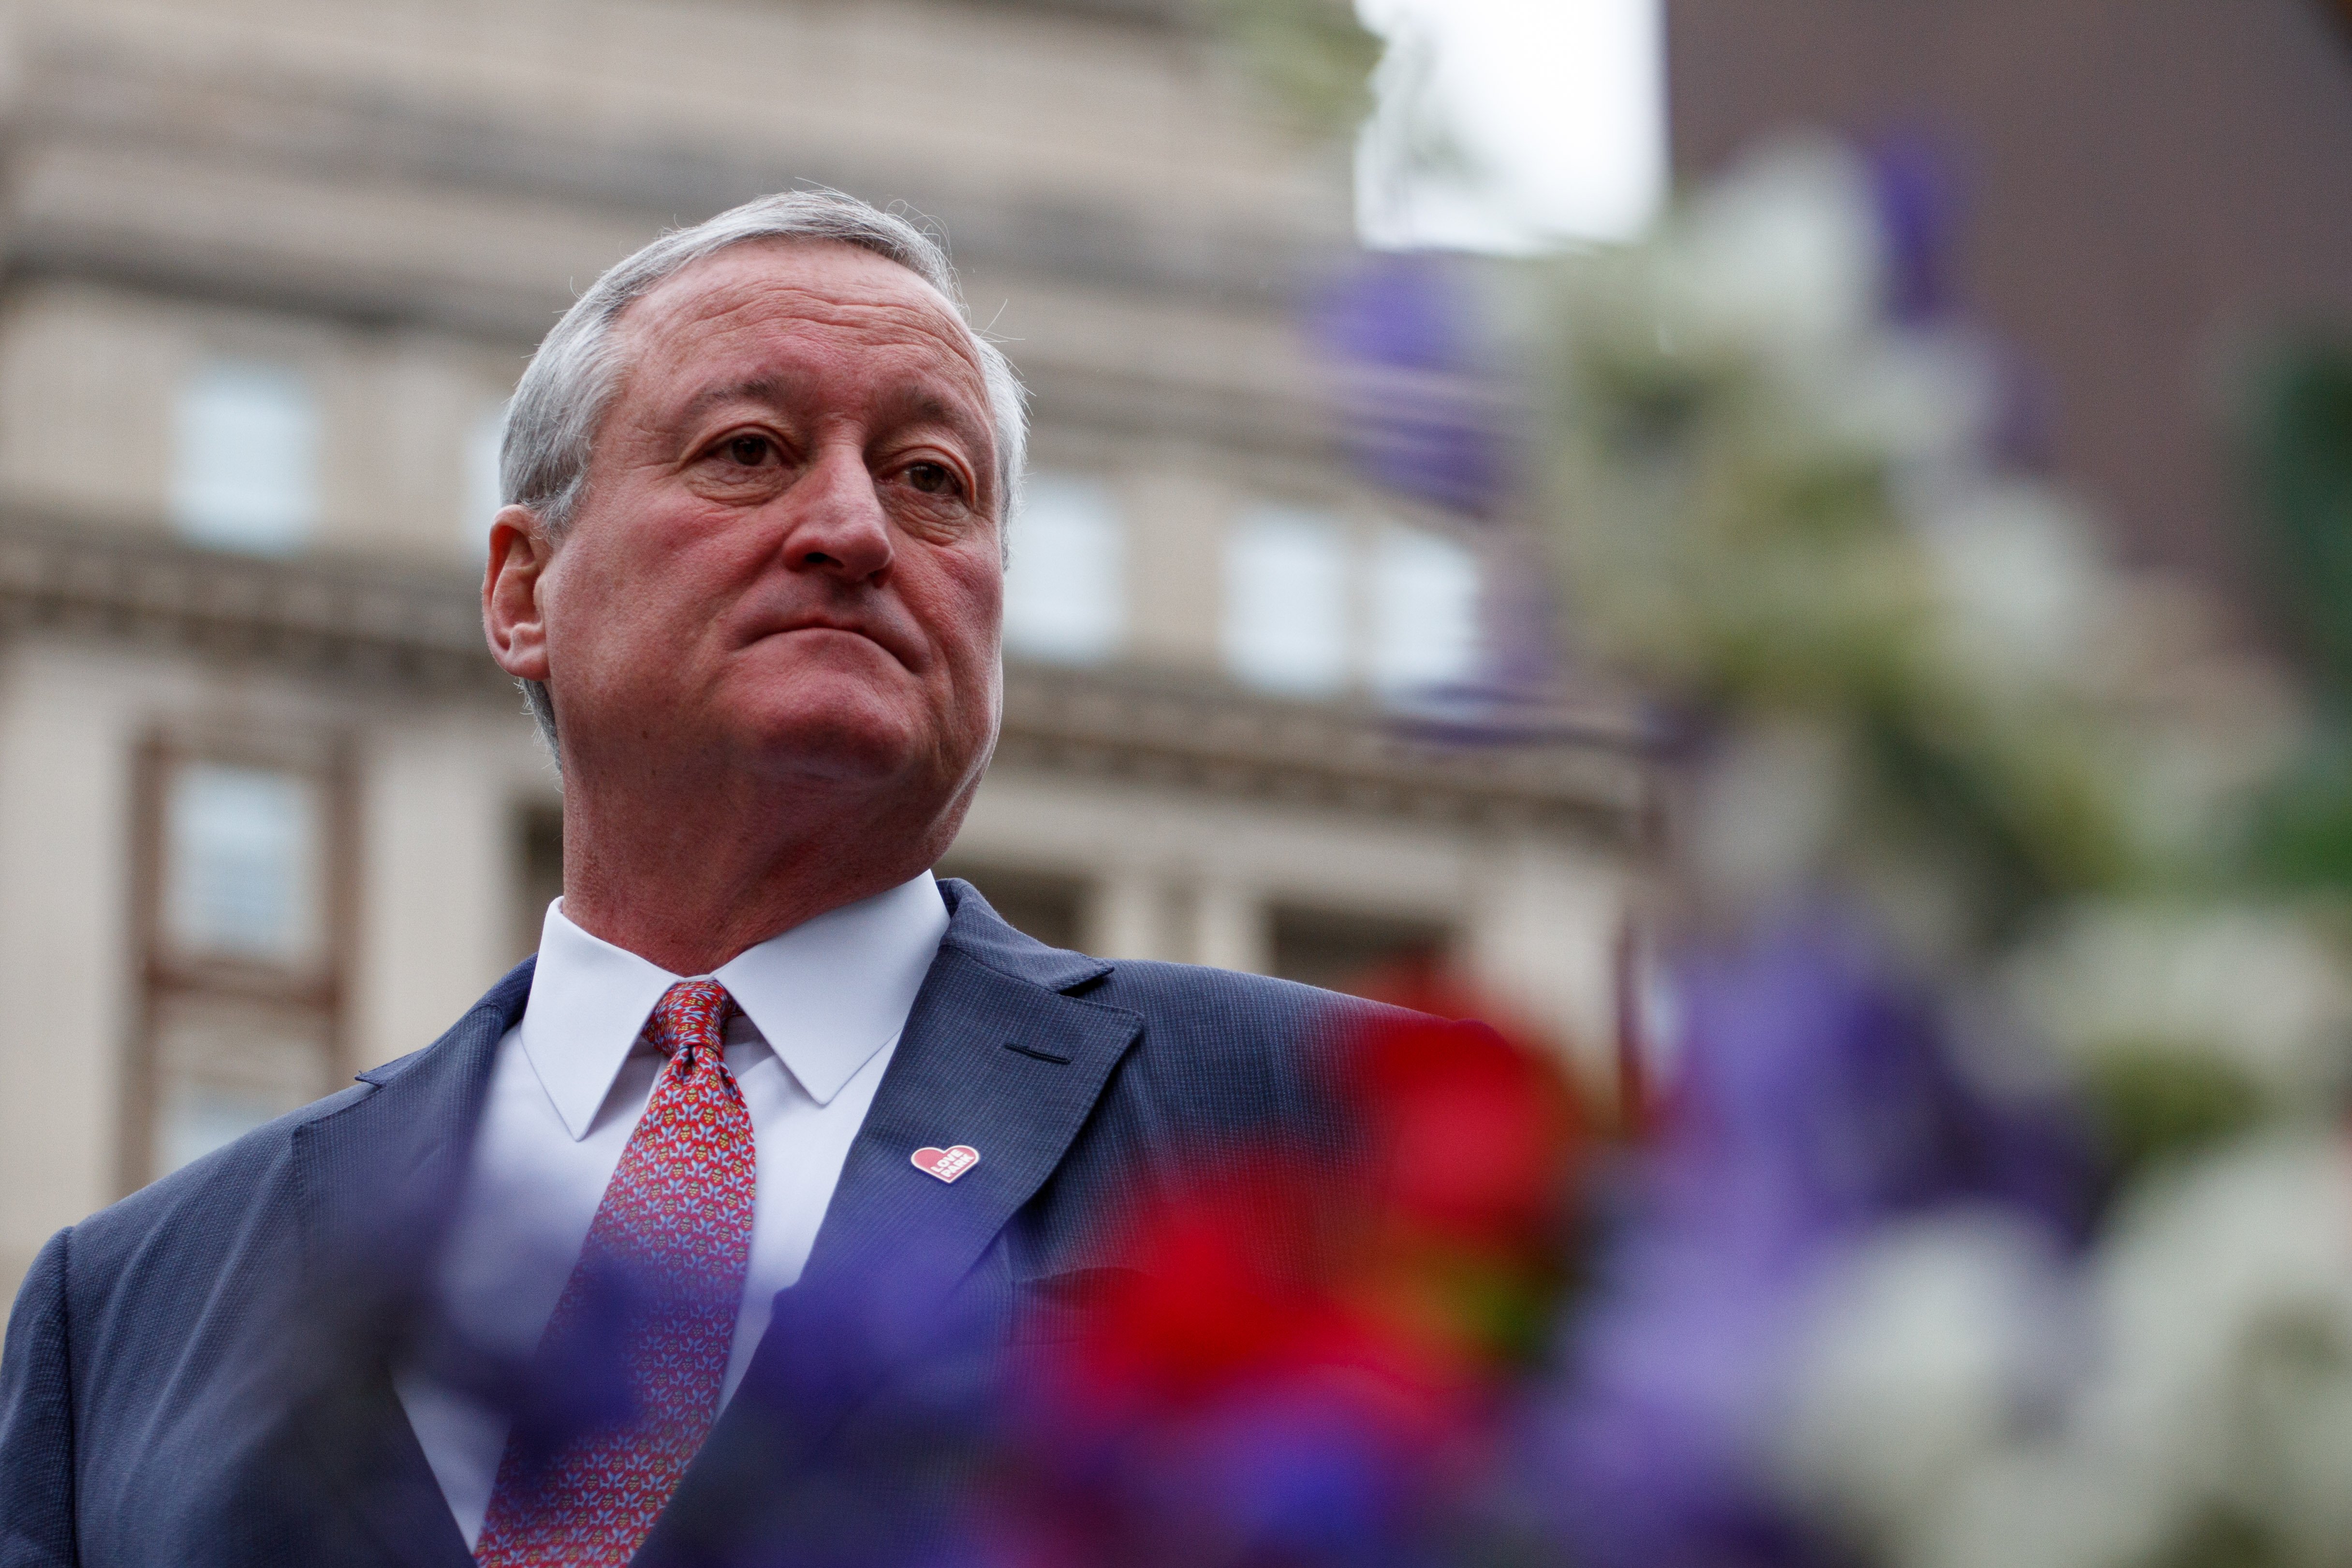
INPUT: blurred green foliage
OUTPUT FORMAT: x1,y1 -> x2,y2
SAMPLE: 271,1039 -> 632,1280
1205,0 -> 1384,141
2248,735 -> 2352,893
2245,342 -> 2352,892
2082,1050 -> 2265,1178
2153,1508 -> 2280,1568
2249,341 -> 2352,706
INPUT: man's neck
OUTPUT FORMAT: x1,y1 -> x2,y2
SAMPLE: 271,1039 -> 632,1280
554,773 -> 964,976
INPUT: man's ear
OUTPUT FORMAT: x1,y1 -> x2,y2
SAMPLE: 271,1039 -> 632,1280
483,505 -> 556,681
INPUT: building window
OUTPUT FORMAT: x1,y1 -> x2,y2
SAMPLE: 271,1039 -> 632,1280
464,399 -> 509,558
132,740 -> 349,1185
164,763 -> 322,968
1003,472 -> 1126,664
1223,505 -> 1351,696
171,361 -> 319,554
1368,524 -> 1484,698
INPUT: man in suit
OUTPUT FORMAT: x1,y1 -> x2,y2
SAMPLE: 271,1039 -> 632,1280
0,190 -> 1376,1567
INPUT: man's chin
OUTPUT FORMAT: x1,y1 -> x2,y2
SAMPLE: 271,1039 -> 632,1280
731,699 -> 953,789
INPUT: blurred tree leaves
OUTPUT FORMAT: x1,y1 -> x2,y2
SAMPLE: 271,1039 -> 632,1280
2081,1050 -> 2265,1182
2249,340 -> 2352,703
1205,0 -> 1384,141
2245,341 -> 2352,891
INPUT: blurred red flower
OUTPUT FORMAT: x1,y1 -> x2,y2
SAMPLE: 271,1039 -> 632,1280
994,988 -> 1587,1565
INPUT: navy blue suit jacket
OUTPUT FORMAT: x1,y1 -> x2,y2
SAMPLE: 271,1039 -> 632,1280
0,880 -> 1388,1567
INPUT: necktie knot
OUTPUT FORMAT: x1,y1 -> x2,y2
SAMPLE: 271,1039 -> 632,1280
645,978 -> 739,1065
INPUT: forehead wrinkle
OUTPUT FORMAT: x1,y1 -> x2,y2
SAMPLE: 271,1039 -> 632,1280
609,258 -> 992,449
622,244 -> 985,381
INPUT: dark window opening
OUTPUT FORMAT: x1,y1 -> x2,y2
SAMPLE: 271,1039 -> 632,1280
512,802 -> 564,964
938,863 -> 1086,952
1269,905 -> 1453,998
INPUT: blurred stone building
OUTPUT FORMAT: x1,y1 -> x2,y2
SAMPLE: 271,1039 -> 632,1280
0,0 -> 1645,1294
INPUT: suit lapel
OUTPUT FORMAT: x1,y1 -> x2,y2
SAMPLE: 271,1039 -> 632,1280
797,940 -> 1139,1299
287,959 -> 532,1568
641,887 -> 1141,1565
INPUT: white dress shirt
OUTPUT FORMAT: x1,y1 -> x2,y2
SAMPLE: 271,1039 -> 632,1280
393,871 -> 951,1548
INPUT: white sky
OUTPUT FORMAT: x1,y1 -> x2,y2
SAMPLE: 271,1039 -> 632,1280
1353,0 -> 1668,253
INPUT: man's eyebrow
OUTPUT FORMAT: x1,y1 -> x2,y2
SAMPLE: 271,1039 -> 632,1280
667,368 -> 993,473
873,383 -> 993,459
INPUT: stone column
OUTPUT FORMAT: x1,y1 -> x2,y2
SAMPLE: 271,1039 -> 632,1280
1463,837 -> 1630,1085
1189,880 -> 1269,973
1084,865 -> 1178,960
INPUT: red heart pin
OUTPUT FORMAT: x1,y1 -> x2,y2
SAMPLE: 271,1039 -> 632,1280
911,1144 -> 980,1184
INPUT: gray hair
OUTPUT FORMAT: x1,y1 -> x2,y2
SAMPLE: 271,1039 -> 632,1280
499,188 -> 1029,751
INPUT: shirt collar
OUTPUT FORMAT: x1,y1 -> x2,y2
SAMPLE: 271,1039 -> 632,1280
517,871 -> 951,1141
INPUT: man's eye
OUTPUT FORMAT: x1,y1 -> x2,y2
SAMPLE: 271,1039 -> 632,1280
906,462 -> 958,496
725,435 -> 770,466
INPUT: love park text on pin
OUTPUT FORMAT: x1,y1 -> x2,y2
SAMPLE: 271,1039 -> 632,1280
911,1145 -> 980,1183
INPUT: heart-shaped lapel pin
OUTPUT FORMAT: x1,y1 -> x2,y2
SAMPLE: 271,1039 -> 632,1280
911,1144 -> 979,1184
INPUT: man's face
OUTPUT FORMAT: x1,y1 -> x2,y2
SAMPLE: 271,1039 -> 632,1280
529,239 -> 1004,808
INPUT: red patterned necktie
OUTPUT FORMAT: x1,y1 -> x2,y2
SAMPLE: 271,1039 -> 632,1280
475,979 -> 757,1568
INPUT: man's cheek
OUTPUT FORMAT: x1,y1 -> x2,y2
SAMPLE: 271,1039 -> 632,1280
948,550 -> 1005,627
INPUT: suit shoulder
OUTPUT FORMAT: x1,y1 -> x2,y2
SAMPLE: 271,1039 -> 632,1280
1051,963 -> 1445,1162
67,1081 -> 375,1270
1086,958 -> 1411,1036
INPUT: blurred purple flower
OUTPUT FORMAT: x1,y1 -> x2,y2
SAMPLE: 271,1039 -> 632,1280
1309,251 -> 1514,519
1532,913 -> 2091,1568
1663,914 -> 2089,1232
1012,1382 -> 1444,1568
1867,134 -> 2063,480
396,1207 -> 1005,1568
1314,249 -> 1478,375
1868,135 -> 1962,327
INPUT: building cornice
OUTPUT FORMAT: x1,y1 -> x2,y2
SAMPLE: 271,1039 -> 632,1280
16,23 -> 1344,316
0,517 -> 1650,840
995,665 -> 1649,841
0,518 -> 495,690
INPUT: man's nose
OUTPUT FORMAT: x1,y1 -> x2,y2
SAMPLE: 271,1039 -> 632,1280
780,445 -> 895,584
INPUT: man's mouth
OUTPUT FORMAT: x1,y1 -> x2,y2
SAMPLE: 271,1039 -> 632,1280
751,619 -> 917,670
